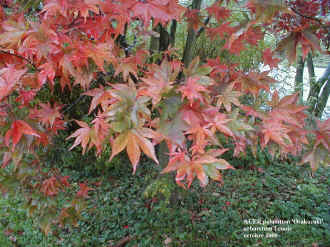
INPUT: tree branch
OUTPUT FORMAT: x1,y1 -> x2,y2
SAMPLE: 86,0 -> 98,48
0,49 -> 38,70
196,16 -> 210,39
290,7 -> 323,26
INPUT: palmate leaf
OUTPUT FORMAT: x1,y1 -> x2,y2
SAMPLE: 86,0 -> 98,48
178,77 -> 210,106
66,120 -> 91,154
314,118 -> 330,151
275,28 -> 322,64
209,113 -> 234,137
261,120 -> 292,148
83,86 -> 112,114
299,146 -> 330,172
102,84 -> 151,132
5,120 -> 40,151
129,0 -> 185,28
67,117 -> 110,155
161,149 -> 234,188
234,71 -> 277,97
159,111 -> 189,147
110,128 -> 159,174
247,0 -> 290,23
29,102 -> 63,128
139,59 -> 177,106
0,15 -> 27,48
206,2 -> 231,22
0,65 -> 27,101
227,109 -> 254,136
266,91 -> 307,128
216,83 -> 242,112
262,48 -> 280,69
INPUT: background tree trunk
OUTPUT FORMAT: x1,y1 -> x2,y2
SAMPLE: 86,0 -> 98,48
182,0 -> 202,67
294,55 -> 305,103
306,53 -> 319,113
169,20 -> 177,47
159,25 -> 170,52
149,25 -> 160,53
314,63 -> 330,118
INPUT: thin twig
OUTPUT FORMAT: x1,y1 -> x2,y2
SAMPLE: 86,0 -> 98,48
61,95 -> 86,114
110,235 -> 135,247
290,7 -> 324,26
196,16 -> 210,38
0,49 -> 38,70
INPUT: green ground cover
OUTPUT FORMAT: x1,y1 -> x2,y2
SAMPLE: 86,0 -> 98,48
0,152 -> 329,247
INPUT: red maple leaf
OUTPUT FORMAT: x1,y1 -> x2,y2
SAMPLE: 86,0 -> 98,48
66,120 -> 92,154
0,65 -> 27,101
76,183 -> 94,198
162,149 -> 234,188
263,48 -> 280,69
206,3 -> 231,21
314,118 -> 330,151
15,89 -> 37,108
178,77 -> 209,106
5,120 -> 40,151
184,9 -> 203,31
29,102 -> 63,128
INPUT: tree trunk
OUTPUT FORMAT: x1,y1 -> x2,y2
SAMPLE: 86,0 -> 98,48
159,24 -> 170,52
306,52 -> 315,81
306,53 -> 320,113
182,0 -> 202,67
294,55 -> 305,103
169,20 -> 177,47
149,25 -> 160,53
314,63 -> 330,118
149,24 -> 170,64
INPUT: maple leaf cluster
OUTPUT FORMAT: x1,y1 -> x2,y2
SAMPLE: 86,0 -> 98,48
0,0 -> 329,233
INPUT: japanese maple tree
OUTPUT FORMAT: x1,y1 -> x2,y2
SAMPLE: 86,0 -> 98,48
0,0 -> 329,234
